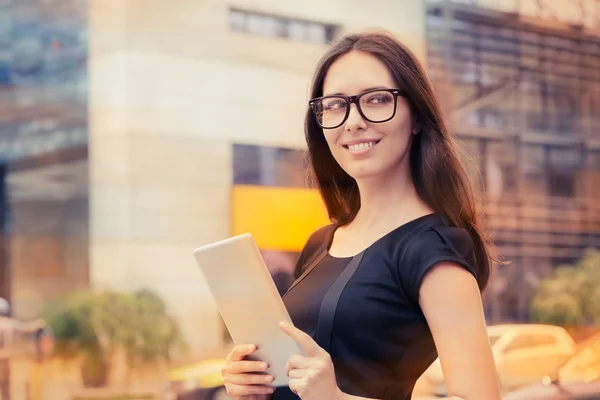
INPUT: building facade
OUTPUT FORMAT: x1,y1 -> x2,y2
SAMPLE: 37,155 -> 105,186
1,0 -> 599,365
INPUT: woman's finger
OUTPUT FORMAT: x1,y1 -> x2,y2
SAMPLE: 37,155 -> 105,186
223,372 -> 274,386
226,360 -> 269,374
287,368 -> 306,379
228,344 -> 257,362
280,321 -> 325,357
225,382 -> 275,397
285,354 -> 313,376
288,377 -> 305,396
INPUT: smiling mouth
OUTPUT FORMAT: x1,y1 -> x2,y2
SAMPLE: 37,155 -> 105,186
343,140 -> 381,151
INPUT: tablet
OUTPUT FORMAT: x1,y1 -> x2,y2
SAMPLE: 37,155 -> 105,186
193,233 -> 303,387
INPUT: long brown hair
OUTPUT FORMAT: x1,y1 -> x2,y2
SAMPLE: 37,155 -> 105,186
305,31 -> 496,291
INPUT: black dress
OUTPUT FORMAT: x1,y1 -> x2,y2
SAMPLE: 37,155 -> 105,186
272,213 -> 477,400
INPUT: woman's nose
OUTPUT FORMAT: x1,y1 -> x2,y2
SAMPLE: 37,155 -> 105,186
345,103 -> 367,130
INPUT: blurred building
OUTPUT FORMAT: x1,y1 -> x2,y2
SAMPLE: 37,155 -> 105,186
424,0 -> 600,321
0,0 -> 599,365
0,0 -> 89,319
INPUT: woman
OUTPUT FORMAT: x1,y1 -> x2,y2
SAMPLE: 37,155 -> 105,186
221,31 -> 501,400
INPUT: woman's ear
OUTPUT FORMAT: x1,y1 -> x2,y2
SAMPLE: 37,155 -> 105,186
412,115 -> 421,135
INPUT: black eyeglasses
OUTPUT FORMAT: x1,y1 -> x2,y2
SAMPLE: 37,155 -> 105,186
309,88 -> 404,129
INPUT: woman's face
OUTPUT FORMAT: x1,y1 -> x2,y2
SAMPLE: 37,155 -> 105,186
320,51 -> 417,181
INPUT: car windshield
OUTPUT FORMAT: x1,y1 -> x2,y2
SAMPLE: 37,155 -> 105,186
489,334 -> 502,346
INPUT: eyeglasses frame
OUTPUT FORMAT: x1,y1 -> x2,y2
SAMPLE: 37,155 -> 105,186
308,88 -> 404,129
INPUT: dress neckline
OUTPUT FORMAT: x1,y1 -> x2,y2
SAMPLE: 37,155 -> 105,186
326,213 -> 440,259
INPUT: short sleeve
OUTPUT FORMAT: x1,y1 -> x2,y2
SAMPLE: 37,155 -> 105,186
398,225 -> 477,305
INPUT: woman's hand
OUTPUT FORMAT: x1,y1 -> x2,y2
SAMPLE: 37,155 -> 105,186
221,344 -> 275,400
280,321 -> 344,400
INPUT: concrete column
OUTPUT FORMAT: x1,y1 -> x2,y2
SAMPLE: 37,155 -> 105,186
89,0 -> 233,358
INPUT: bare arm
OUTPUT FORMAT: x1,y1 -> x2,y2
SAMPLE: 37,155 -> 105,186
418,262 -> 500,400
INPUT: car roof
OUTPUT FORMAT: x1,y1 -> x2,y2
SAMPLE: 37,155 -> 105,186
487,324 -> 568,336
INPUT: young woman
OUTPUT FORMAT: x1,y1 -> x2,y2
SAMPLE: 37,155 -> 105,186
221,31 -> 501,400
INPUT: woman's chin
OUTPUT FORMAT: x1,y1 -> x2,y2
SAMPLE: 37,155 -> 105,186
345,165 -> 386,182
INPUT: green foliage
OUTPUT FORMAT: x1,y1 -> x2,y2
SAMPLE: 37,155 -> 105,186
43,289 -> 187,385
42,291 -> 102,360
530,248 -> 600,325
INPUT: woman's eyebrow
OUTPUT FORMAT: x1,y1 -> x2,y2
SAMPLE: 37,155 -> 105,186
325,86 -> 391,96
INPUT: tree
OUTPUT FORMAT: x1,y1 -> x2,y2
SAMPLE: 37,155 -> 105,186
43,289 -> 187,388
530,248 -> 600,326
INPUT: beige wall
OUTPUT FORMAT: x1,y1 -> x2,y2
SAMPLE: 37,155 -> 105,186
89,0 -> 427,357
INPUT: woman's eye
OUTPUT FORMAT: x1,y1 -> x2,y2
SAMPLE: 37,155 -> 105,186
323,100 -> 346,111
366,94 -> 392,104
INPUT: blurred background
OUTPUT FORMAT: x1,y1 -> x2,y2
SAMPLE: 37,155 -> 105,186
0,0 -> 599,399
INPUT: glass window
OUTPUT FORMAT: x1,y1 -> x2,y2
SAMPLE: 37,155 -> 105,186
229,9 -> 246,31
233,144 -> 306,188
505,335 -> 536,353
589,151 -> 600,171
228,8 -> 338,45
548,172 -> 576,198
233,144 -> 261,185
247,14 -> 270,36
288,21 -> 307,41
547,146 -> 580,198
522,145 -> 547,197
307,23 -> 326,44
550,147 -> 581,167
522,144 -> 545,172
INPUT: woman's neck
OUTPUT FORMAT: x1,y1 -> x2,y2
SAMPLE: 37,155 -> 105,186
350,165 -> 433,232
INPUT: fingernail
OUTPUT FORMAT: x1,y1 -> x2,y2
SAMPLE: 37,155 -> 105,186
260,362 -> 268,370
264,375 -> 274,383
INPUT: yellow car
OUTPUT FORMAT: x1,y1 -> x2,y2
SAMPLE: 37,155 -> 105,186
163,358 -> 231,400
418,324 -> 577,396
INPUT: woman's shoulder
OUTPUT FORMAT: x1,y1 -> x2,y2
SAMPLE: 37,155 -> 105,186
302,223 -> 336,255
292,224 -> 336,279
403,219 -> 474,262
394,216 -> 477,304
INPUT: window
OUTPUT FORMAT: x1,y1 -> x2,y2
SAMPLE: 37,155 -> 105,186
426,7 -> 600,137
505,335 -> 535,353
233,144 -> 307,188
522,145 -> 546,196
548,172 -> 576,198
229,8 -> 338,45
589,151 -> 600,171
548,146 -> 580,198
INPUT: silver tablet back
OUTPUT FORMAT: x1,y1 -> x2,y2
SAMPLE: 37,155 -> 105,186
193,233 -> 302,387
